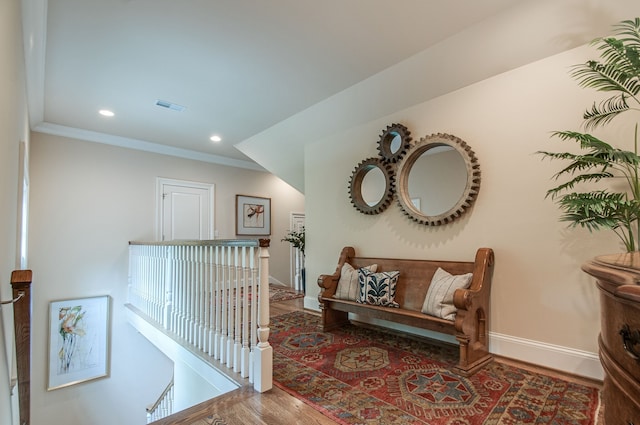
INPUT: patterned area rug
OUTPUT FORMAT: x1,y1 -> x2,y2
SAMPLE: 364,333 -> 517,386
268,284 -> 304,303
271,311 -> 601,425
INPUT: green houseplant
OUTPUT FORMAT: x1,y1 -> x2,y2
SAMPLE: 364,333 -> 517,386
539,18 -> 640,252
281,227 -> 305,255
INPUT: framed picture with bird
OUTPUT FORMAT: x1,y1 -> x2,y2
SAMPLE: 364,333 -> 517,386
236,194 -> 271,236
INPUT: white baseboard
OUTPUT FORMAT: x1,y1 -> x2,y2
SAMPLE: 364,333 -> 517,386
301,298 -> 603,381
303,295 -> 320,311
268,276 -> 286,286
489,332 -> 603,381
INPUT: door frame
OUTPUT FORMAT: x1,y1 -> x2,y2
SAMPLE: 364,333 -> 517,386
289,212 -> 305,291
156,177 -> 215,241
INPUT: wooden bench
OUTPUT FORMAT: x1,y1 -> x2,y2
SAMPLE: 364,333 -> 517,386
317,247 -> 495,376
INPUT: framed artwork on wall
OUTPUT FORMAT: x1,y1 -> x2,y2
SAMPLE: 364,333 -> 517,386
236,194 -> 271,236
47,295 -> 111,390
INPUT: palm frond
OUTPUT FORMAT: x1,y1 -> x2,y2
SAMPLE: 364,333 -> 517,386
597,39 -> 640,77
545,172 -> 615,199
537,150 -> 609,167
555,191 -> 639,231
582,95 -> 631,130
550,131 -> 614,150
547,131 -> 640,166
552,157 -> 610,176
610,18 -> 640,48
571,61 -> 640,96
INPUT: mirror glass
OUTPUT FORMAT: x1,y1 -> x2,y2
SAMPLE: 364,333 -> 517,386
408,146 -> 467,216
348,158 -> 394,215
389,133 -> 402,155
361,166 -> 386,206
396,134 -> 480,225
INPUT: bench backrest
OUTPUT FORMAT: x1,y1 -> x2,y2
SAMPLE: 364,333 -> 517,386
349,256 -> 475,312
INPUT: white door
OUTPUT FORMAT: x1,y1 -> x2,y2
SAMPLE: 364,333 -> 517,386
157,178 -> 215,241
289,213 -> 305,291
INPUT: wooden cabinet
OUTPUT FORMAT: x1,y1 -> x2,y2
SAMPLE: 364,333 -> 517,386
583,253 -> 640,425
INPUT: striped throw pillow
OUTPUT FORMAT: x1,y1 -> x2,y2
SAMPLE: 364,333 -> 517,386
335,263 -> 377,301
421,267 -> 472,320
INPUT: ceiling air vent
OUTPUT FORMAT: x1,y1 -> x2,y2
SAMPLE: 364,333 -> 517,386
155,99 -> 186,112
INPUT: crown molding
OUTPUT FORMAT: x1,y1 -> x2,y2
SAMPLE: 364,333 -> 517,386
33,122 -> 266,171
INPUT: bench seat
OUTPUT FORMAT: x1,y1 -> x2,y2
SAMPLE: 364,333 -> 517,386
317,246 -> 495,376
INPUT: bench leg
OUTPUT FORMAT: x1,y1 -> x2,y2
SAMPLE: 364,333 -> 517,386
453,335 -> 493,376
320,307 -> 349,331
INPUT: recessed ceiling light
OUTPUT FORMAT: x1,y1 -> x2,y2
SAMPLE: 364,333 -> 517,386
99,109 -> 114,117
210,135 -> 222,143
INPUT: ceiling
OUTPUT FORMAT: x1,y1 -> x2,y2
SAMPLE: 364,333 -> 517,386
23,0 -> 530,173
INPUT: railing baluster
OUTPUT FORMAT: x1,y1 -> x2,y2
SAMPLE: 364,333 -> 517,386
226,246 -> 234,369
181,245 -> 187,338
187,245 -> 194,345
249,245 -> 258,383
233,246 -> 241,373
220,245 -> 228,364
241,246 -> 250,378
170,246 -> 179,333
213,245 -> 221,360
194,245 -> 202,349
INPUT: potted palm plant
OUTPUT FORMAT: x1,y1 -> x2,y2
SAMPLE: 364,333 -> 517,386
539,17 -> 640,252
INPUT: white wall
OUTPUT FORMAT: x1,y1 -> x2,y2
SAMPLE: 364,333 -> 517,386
0,0 -> 30,423
305,43 -> 633,378
28,133 -> 304,425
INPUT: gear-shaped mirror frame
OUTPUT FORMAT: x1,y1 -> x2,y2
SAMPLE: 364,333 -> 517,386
348,157 -> 395,215
396,133 -> 480,226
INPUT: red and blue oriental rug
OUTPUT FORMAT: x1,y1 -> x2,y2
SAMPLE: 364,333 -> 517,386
268,284 -> 304,303
270,311 -> 601,424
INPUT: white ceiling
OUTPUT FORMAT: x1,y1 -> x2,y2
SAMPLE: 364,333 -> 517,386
23,0 -> 531,172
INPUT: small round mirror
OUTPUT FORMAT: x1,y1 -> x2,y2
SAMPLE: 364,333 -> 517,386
349,158 -> 394,215
396,133 -> 480,225
377,123 -> 411,163
361,166 -> 387,206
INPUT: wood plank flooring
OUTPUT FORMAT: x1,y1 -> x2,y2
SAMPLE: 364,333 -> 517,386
151,297 -> 603,425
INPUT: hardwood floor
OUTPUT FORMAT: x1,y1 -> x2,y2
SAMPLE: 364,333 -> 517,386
151,297 -> 603,425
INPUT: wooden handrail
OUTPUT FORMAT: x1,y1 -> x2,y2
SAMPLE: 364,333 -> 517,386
11,269 -> 32,425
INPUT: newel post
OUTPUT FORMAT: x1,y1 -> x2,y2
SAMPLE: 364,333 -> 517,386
11,269 -> 32,425
253,239 -> 272,393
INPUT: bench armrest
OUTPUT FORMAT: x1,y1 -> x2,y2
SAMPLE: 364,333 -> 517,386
317,273 -> 339,299
453,247 -> 494,334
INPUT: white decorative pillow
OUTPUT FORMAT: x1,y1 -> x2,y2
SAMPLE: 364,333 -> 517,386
357,268 -> 400,307
335,263 -> 377,301
421,267 -> 473,320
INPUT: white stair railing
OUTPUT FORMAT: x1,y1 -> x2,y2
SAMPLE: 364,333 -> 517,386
146,377 -> 174,423
128,239 -> 272,393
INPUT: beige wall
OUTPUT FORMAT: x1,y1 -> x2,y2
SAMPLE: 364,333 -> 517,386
28,133 -> 304,425
305,43 -> 630,375
0,0 -> 29,423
